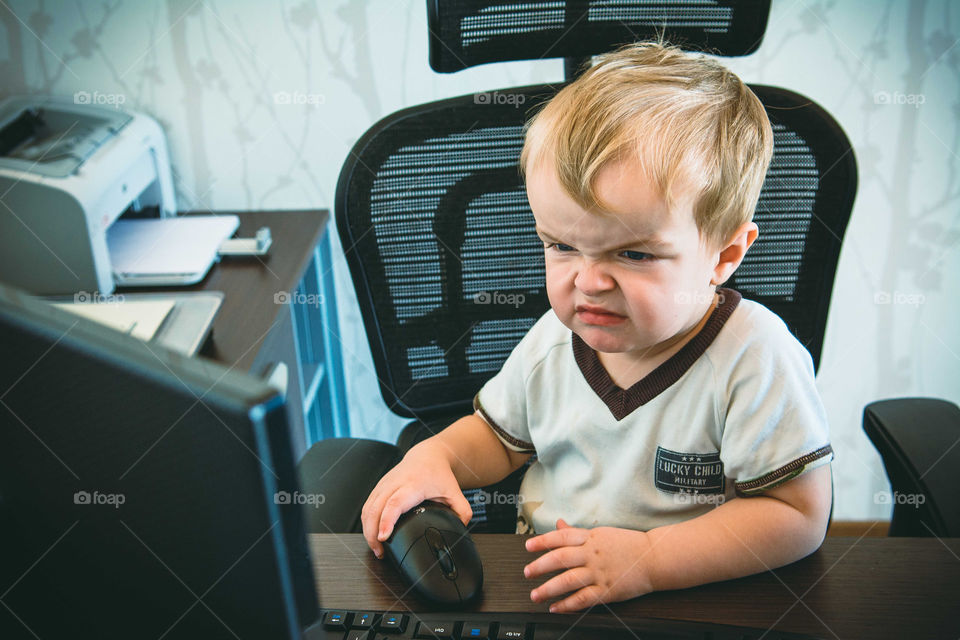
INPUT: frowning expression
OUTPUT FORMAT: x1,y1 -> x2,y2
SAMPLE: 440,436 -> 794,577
526,160 -> 722,362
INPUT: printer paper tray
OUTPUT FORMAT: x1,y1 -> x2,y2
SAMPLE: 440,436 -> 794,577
108,216 -> 240,287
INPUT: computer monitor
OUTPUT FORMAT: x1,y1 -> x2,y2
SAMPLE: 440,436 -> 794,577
0,283 -> 319,639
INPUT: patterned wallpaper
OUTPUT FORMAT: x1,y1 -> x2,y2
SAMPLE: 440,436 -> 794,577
1,0 -> 957,521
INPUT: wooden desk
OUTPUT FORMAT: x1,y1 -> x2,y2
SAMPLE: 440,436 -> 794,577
120,209 -> 346,457
121,209 -> 325,369
309,534 -> 960,638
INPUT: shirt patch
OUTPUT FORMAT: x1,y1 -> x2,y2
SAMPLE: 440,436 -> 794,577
655,446 -> 725,494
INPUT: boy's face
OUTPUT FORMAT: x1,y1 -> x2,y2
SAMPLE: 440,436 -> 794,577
527,160 -> 722,362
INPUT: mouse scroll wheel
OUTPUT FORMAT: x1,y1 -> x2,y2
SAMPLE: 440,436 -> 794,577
436,546 -> 455,576
425,527 -> 456,576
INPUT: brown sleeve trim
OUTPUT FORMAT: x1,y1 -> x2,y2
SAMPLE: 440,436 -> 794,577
473,394 -> 536,453
735,445 -> 833,496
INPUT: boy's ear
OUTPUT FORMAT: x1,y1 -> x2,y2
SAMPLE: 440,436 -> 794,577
710,222 -> 759,286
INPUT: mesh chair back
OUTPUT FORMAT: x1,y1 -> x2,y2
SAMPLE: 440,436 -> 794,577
336,83 -> 856,420
732,85 -> 856,368
337,86 -> 557,420
428,0 -> 771,73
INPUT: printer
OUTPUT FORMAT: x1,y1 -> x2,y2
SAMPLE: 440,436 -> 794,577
0,96 -> 177,295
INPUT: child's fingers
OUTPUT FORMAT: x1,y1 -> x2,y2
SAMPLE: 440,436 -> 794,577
523,545 -> 583,579
360,489 -> 392,558
361,527 -> 383,559
528,567 -> 594,604
546,584 -> 605,613
377,488 -> 426,541
525,525 -> 588,552
445,492 -> 475,527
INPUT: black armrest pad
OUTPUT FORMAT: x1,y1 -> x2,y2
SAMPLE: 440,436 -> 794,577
863,397 -> 960,537
297,438 -> 401,533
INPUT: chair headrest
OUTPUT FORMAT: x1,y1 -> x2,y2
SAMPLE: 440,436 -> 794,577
428,0 -> 772,74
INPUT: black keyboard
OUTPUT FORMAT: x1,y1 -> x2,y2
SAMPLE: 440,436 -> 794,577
304,609 -> 823,639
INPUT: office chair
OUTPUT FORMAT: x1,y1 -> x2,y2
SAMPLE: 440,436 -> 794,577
863,398 -> 960,537
298,0 -> 857,534
427,0 -> 772,79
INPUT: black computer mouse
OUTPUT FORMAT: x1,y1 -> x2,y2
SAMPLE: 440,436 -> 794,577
383,501 -> 483,605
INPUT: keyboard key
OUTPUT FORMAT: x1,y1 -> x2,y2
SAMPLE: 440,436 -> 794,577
322,610 -> 348,630
352,612 -> 375,628
378,612 -> 407,633
460,622 -> 490,639
414,620 -> 455,638
496,623 -> 526,639
310,610 -> 820,640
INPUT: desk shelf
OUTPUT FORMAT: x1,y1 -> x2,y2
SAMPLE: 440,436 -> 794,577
158,209 -> 350,462
289,232 -> 349,446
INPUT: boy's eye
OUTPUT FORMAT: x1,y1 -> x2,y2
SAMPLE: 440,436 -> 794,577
622,250 -> 654,261
546,242 -> 576,252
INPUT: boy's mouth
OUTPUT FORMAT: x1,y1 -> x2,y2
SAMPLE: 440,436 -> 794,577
575,304 -> 626,326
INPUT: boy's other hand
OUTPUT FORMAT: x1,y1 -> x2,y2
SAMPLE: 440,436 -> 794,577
360,442 -> 473,559
523,519 -> 655,612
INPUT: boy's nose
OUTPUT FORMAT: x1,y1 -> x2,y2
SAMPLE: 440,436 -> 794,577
574,259 -> 615,295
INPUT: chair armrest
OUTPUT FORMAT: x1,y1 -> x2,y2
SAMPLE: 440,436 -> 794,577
863,398 -> 960,537
297,438 -> 401,533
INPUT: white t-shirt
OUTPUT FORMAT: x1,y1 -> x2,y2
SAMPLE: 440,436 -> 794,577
474,288 -> 833,535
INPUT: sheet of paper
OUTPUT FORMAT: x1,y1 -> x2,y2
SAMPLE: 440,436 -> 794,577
107,215 -> 239,278
53,299 -> 175,341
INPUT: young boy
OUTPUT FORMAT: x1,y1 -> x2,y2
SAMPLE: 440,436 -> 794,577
361,42 -> 833,613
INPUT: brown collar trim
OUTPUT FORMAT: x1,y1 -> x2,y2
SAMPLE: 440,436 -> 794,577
572,288 -> 742,420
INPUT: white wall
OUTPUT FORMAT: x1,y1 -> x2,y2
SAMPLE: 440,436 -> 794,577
2,0 -> 957,521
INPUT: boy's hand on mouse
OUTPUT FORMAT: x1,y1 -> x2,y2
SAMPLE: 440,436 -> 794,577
360,442 -> 473,559
523,519 -> 655,613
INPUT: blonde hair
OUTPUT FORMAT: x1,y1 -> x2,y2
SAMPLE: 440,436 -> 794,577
521,41 -> 773,249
